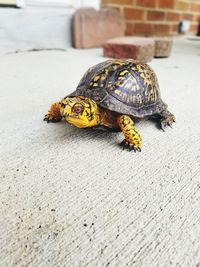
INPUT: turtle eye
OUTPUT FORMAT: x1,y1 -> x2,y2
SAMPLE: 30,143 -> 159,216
73,105 -> 84,114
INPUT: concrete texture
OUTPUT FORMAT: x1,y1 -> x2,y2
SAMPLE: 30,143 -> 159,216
1,38 -> 200,267
0,7 -> 74,54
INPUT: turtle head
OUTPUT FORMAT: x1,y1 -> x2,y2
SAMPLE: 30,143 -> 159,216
60,96 -> 100,128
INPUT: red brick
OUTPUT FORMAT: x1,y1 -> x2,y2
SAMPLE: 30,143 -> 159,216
136,0 -> 156,8
134,23 -> 153,35
153,24 -> 171,35
190,23 -> 198,33
191,3 -> 200,13
124,7 -> 145,20
172,24 -> 179,32
175,1 -> 190,11
112,6 -> 122,13
125,22 -> 135,35
166,12 -> 181,21
159,0 -> 174,9
194,15 -> 200,22
154,38 -> 173,58
147,11 -> 165,21
73,8 -> 125,49
101,0 -> 110,5
103,37 -> 155,62
182,13 -> 194,21
110,0 -> 133,4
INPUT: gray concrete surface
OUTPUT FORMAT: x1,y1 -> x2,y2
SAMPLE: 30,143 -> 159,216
0,38 -> 200,267
0,7 -> 73,54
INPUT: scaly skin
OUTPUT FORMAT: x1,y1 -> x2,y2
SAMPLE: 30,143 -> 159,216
44,97 -> 142,152
117,115 -> 142,152
44,97 -> 101,127
44,102 -> 62,123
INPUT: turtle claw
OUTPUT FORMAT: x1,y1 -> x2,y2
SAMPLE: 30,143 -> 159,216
120,140 -> 141,152
44,114 -> 50,122
160,115 -> 175,131
161,121 -> 167,131
43,114 -> 52,123
43,114 -> 61,123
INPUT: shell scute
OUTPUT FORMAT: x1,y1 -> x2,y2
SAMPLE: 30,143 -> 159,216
68,59 -> 167,118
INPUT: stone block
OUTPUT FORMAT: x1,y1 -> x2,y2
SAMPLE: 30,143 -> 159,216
154,38 -> 173,58
73,8 -> 125,49
103,37 -> 155,63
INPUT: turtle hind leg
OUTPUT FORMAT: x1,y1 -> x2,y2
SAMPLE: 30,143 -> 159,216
44,102 -> 62,123
117,115 -> 142,152
159,109 -> 176,130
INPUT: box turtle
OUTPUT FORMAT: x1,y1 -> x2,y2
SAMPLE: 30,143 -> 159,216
44,59 -> 175,152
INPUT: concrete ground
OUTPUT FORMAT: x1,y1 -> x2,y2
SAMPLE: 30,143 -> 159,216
0,38 -> 200,267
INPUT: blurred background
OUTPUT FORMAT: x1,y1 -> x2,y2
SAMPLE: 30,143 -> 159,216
0,0 -> 199,54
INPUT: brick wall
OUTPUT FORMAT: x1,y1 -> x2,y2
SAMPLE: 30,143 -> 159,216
101,0 -> 200,36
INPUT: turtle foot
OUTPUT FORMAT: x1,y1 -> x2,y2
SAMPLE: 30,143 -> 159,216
160,115 -> 176,131
120,140 -> 142,152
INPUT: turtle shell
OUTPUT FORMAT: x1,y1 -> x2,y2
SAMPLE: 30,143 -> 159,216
68,59 -> 167,118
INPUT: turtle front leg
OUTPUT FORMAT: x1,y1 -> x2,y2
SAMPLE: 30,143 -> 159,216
44,102 -> 62,123
117,115 -> 142,152
160,109 -> 176,130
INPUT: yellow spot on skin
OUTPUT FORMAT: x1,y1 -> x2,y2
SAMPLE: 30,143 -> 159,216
117,115 -> 142,149
120,70 -> 129,76
101,76 -> 106,80
93,75 -> 100,81
105,68 -> 109,74
141,73 -> 145,79
115,82 -> 121,87
93,83 -> 98,87
115,90 -> 121,95
114,60 -> 125,66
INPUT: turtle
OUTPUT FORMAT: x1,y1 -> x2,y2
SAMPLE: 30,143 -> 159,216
44,59 -> 175,152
